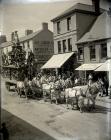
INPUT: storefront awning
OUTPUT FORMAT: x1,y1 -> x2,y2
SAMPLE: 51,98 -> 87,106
75,63 -> 103,71
95,60 -> 111,71
41,52 -> 74,69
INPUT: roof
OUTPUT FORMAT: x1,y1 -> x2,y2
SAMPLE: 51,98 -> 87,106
51,3 -> 103,22
41,52 -> 74,69
75,63 -> 103,71
95,59 -> 111,71
0,41 -> 13,48
77,11 -> 111,44
0,30 -> 42,49
19,30 -> 42,42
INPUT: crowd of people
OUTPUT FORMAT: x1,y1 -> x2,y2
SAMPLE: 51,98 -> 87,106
22,72 -> 109,97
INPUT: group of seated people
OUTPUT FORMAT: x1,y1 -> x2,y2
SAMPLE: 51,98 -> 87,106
24,72 -> 85,93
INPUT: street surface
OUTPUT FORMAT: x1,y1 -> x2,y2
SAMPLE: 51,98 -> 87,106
1,79 -> 111,140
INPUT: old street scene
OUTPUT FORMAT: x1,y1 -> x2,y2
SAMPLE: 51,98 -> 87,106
0,0 -> 111,140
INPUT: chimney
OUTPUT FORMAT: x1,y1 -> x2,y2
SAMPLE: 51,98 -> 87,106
25,29 -> 33,36
92,0 -> 100,15
0,35 -> 7,44
42,22 -> 48,30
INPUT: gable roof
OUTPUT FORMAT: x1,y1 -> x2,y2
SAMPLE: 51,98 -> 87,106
19,30 -> 42,42
0,30 -> 42,49
51,3 -> 103,22
0,41 -> 13,48
77,11 -> 111,44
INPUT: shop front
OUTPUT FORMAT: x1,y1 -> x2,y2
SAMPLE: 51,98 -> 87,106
41,52 -> 77,76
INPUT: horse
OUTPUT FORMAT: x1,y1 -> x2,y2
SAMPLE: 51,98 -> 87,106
16,81 -> 26,98
42,83 -> 53,102
30,77 -> 43,98
16,80 -> 35,99
85,82 -> 100,111
42,81 -> 62,104
65,82 -> 101,112
65,88 -> 83,110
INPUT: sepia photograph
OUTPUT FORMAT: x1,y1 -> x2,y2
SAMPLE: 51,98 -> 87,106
0,0 -> 111,140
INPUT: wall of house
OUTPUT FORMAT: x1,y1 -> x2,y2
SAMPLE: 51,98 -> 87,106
76,12 -> 97,40
54,33 -> 77,54
84,44 -> 90,63
53,12 -> 97,54
107,39 -> 111,58
3,45 -> 12,54
21,39 -> 33,52
53,14 -> 76,36
83,40 -> 107,63
33,30 -> 53,70
53,14 -> 77,54
107,39 -> 111,86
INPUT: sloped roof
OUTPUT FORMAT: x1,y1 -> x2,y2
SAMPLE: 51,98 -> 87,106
41,52 -> 74,69
0,41 -> 13,48
51,3 -> 103,22
0,30 -> 42,48
19,30 -> 42,42
77,11 -> 111,44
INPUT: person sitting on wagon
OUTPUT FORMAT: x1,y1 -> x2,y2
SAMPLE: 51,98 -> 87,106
88,73 -> 93,86
74,77 -> 79,86
103,76 -> 109,96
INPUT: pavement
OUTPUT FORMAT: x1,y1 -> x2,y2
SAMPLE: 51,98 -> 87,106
1,79 -> 111,140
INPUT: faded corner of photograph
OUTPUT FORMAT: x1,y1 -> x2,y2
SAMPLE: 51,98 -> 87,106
0,0 -> 111,140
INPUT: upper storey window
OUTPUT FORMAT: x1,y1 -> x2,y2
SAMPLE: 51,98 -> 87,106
101,43 -> 107,58
63,40 -> 67,52
90,45 -> 96,60
78,47 -> 83,60
67,17 -> 71,31
68,38 -> 72,52
58,41 -> 61,53
57,21 -> 61,34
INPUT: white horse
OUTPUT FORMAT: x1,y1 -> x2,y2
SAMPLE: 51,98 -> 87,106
65,88 -> 83,111
65,82 -> 100,112
42,82 -> 61,104
42,83 -> 53,102
16,81 -> 26,97
16,80 -> 33,99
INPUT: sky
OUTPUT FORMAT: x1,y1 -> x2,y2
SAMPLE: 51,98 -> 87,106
0,0 -> 110,41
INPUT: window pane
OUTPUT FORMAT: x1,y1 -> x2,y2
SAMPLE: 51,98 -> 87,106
78,47 -> 83,60
68,38 -> 72,51
58,41 -> 61,53
101,43 -> 107,58
57,21 -> 60,34
90,46 -> 96,60
63,40 -> 66,52
67,17 -> 71,31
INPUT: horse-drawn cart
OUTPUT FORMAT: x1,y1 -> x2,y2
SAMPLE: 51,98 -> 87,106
1,65 -> 20,91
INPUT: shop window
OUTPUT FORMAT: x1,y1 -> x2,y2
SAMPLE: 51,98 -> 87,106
67,17 -> 71,31
78,47 -> 83,60
101,43 -> 107,58
63,40 -> 66,53
57,21 -> 61,34
68,38 -> 72,51
58,41 -> 61,53
90,45 -> 96,60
